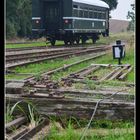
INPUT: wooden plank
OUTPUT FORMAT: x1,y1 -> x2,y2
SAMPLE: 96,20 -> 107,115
108,66 -> 128,80
99,67 -> 121,82
22,93 -> 65,99
118,66 -> 133,80
6,117 -> 27,133
91,64 -> 131,67
79,66 -> 100,77
6,96 -> 134,120
17,118 -> 49,140
9,128 -> 29,140
69,65 -> 93,76
52,88 -> 134,101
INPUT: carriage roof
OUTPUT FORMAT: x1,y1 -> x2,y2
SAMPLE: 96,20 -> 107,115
73,0 -> 109,8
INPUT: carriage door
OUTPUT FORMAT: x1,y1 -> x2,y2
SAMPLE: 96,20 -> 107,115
44,1 -> 61,31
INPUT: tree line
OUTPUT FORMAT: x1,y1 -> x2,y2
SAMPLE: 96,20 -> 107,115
6,0 -> 119,39
6,0 -> 32,39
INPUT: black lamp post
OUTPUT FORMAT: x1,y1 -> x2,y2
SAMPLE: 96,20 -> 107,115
112,40 -> 125,65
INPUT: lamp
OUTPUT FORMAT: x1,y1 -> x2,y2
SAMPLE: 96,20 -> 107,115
112,40 -> 125,65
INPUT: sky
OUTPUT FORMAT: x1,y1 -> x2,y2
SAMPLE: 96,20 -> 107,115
110,0 -> 135,20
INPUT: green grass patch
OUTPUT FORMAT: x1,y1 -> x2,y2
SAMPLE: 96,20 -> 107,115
51,45 -> 134,82
6,32 -> 134,84
6,31 -> 134,49
43,118 -> 134,140
45,128 -> 134,140
6,54 -> 97,80
6,74 -> 30,80
6,42 -> 47,49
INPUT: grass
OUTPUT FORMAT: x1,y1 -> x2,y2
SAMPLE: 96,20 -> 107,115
5,31 -> 134,48
6,32 -> 135,86
43,118 -> 134,140
50,59 -> 98,81
5,104 -> 15,123
44,128 -> 134,140
6,42 -> 47,48
5,54 -> 99,80
51,43 -> 134,82
5,100 -> 42,128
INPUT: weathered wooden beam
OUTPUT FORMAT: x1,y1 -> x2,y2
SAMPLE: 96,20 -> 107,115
33,88 -> 134,102
99,67 -> 121,82
70,65 -> 92,76
108,67 -> 128,80
118,66 -> 133,80
91,64 -> 131,67
16,118 -> 49,140
6,95 -> 134,120
6,116 -> 27,133
6,82 -> 25,94
78,66 -> 100,77
9,128 -> 29,140
22,93 -> 65,99
52,88 -> 134,101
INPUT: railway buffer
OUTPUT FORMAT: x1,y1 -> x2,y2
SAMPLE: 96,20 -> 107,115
112,40 -> 125,65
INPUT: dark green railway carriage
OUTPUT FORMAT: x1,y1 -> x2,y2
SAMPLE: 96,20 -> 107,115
32,0 -> 109,45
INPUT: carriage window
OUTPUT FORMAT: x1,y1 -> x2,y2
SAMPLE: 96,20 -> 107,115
73,9 -> 78,17
89,11 -> 93,18
98,13 -> 102,19
89,8 -> 93,11
79,10 -> 83,17
102,13 -> 105,19
73,5 -> 78,8
94,12 -> 97,18
84,7 -> 88,10
84,11 -> 88,18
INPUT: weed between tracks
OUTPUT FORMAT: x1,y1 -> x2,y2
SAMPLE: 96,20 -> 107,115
5,32 -> 135,140
6,32 -> 134,49
51,43 -> 134,82
6,32 -> 134,83
6,54 -> 98,80
42,117 -> 134,140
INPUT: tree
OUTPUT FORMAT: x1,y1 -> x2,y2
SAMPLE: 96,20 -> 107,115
6,0 -> 31,39
102,0 -> 118,11
127,3 -> 135,31
6,0 -> 118,39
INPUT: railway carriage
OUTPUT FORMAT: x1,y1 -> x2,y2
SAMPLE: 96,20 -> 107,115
32,0 -> 109,45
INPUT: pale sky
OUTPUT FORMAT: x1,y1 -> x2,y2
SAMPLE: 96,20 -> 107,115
110,0 -> 135,20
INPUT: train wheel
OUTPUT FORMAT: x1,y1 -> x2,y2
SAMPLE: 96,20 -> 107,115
81,36 -> 87,44
92,35 -> 99,44
50,39 -> 56,46
76,38 -> 80,44
70,40 -> 74,45
81,38 -> 86,44
92,38 -> 96,44
64,40 -> 68,45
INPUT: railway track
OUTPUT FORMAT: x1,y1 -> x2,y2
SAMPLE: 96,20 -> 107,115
6,45 -> 111,69
5,42 -> 108,52
6,46 -> 98,62
5,85 -> 134,140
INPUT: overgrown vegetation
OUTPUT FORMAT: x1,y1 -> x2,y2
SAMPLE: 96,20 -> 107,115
6,32 -> 134,86
43,117 -> 134,140
127,2 -> 135,31
6,31 -> 133,48
6,103 -> 15,123
51,40 -> 134,82
6,54 -> 98,80
6,0 -> 31,39
5,100 -> 42,128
